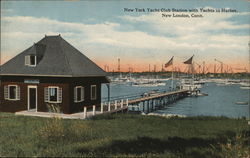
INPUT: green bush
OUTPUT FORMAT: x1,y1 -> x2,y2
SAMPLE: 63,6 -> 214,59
0,113 -> 249,157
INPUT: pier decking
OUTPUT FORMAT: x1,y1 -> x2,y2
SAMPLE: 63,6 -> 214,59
129,89 -> 188,104
128,89 -> 189,113
16,89 -> 189,119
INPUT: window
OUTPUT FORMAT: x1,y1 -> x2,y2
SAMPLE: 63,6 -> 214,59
74,86 -> 84,102
25,55 -> 36,66
9,86 -> 16,99
30,55 -> 36,65
4,85 -> 20,100
49,87 -> 58,102
44,87 -> 62,103
91,85 -> 97,100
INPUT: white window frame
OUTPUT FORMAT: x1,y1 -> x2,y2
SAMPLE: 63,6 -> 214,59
25,55 -> 36,67
48,86 -> 60,103
90,85 -> 97,100
7,85 -> 19,101
74,86 -> 84,103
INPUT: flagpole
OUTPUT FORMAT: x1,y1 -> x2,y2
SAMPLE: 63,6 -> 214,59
171,64 -> 174,91
165,56 -> 174,91
191,56 -> 195,87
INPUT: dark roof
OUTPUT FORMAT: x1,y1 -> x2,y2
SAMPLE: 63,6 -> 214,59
0,35 -> 108,78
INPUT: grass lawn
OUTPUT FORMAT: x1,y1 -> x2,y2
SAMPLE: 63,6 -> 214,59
0,112 -> 249,158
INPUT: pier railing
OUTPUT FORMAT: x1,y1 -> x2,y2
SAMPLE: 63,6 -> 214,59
101,89 -> 169,103
82,99 -> 129,119
83,89 -> 189,119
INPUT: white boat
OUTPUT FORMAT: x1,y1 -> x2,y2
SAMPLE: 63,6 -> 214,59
216,83 -> 226,86
179,78 -> 202,91
235,101 -> 249,105
240,82 -> 250,89
215,79 -> 229,86
132,80 -> 166,87
110,76 -> 136,84
227,79 -> 242,85
180,84 -> 201,91
215,79 -> 242,86
197,92 -> 208,96
178,78 -> 204,97
240,85 -> 250,90
193,79 -> 206,85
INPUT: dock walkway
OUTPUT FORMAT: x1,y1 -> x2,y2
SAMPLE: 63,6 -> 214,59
15,89 -> 189,119
129,89 -> 188,104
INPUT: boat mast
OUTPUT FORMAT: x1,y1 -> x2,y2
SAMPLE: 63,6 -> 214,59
118,58 -> 121,79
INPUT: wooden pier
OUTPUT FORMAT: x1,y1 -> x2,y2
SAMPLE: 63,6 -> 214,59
127,89 -> 189,113
86,89 -> 189,118
16,89 -> 189,119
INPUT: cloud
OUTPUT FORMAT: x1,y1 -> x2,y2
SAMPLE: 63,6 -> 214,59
120,9 -> 250,36
1,12 -> 249,71
1,9 -> 13,14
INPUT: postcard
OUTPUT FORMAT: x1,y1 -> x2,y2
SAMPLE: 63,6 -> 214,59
0,0 -> 249,157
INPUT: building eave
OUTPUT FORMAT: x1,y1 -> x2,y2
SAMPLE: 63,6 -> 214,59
0,73 -> 108,78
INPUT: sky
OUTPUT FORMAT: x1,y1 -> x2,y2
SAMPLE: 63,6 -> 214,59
1,0 -> 249,72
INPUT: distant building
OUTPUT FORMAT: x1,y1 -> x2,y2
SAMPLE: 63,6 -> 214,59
0,35 -> 109,114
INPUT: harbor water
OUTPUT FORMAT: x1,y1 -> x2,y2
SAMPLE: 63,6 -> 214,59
102,80 -> 249,118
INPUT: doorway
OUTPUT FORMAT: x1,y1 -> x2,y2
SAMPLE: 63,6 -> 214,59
28,86 -> 37,111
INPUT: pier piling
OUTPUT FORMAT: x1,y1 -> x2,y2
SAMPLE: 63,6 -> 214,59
108,102 -> 111,111
93,105 -> 96,116
83,107 -> 87,119
101,103 -> 103,113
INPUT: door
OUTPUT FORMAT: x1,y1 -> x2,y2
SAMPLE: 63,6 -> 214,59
28,86 -> 37,111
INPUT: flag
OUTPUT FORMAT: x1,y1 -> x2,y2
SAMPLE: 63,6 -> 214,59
183,55 -> 194,64
165,56 -> 173,68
